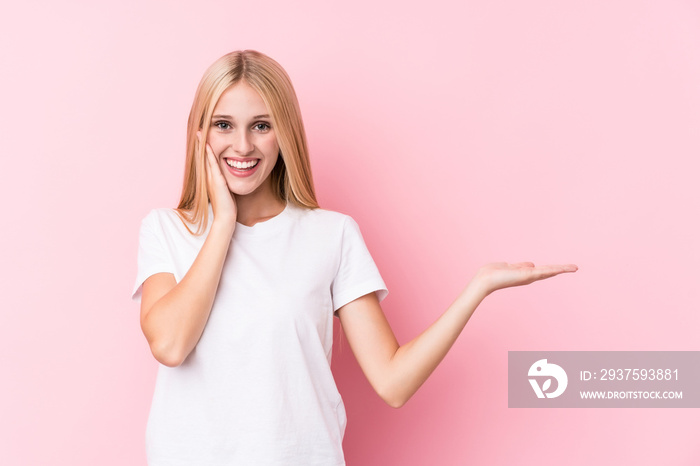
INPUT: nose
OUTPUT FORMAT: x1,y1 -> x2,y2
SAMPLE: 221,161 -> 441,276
232,130 -> 254,156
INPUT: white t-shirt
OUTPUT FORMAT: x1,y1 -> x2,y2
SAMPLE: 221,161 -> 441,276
132,202 -> 388,466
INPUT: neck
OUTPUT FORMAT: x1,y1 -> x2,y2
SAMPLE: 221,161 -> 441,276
233,184 -> 286,227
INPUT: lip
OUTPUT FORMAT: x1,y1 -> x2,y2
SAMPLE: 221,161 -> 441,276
223,157 -> 261,178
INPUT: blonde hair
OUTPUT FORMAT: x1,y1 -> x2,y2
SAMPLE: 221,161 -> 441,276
176,50 -> 319,235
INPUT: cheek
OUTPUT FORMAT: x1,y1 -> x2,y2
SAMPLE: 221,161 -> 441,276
259,134 -> 280,156
206,133 -> 227,155
267,144 -> 280,160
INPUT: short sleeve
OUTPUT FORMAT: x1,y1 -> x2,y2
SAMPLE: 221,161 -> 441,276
131,210 -> 175,303
331,216 -> 388,314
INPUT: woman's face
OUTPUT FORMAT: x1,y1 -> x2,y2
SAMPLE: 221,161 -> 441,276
206,81 -> 280,199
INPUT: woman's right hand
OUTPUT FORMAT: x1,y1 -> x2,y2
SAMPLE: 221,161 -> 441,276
470,261 -> 578,298
198,131 -> 237,227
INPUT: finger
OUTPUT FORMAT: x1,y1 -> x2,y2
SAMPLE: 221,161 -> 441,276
204,143 -> 215,167
206,154 -> 214,183
533,264 -> 578,279
549,264 -> 578,273
205,154 -> 214,192
206,144 -> 223,177
205,145 -> 219,187
205,143 -> 217,163
513,262 -> 535,268
204,143 -> 213,167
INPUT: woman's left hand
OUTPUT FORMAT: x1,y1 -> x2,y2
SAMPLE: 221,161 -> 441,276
471,262 -> 578,298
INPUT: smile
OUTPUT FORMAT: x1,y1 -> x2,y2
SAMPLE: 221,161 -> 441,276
223,158 -> 261,178
225,158 -> 260,170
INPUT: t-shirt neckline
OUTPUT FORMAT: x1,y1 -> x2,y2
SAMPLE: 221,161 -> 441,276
207,202 -> 292,239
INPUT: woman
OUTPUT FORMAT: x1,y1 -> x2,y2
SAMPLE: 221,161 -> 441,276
132,49 -> 577,465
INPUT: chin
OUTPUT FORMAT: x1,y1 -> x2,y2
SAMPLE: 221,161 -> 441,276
225,171 -> 274,194
225,181 -> 263,197
227,186 -> 255,196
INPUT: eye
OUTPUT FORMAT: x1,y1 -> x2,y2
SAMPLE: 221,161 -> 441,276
213,121 -> 232,130
253,122 -> 271,132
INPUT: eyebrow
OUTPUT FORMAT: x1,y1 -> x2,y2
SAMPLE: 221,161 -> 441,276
212,114 -> 270,120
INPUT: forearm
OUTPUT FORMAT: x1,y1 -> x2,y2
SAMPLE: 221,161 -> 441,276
143,220 -> 235,366
385,280 -> 488,407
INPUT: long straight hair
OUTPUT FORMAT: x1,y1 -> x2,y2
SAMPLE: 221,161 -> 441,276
176,50 -> 319,235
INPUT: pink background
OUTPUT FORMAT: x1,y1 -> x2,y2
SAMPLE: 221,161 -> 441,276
1,1 -> 698,464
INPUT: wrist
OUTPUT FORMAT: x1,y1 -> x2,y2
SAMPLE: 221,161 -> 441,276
463,275 -> 491,302
211,217 -> 236,236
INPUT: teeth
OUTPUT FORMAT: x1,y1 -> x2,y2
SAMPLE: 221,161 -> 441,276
226,159 -> 259,169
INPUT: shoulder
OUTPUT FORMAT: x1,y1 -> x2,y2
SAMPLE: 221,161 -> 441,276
288,206 -> 373,256
139,207 -> 181,227
288,204 -> 358,232
138,207 -> 201,238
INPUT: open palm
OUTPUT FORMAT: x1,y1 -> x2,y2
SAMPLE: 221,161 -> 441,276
474,261 -> 578,297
